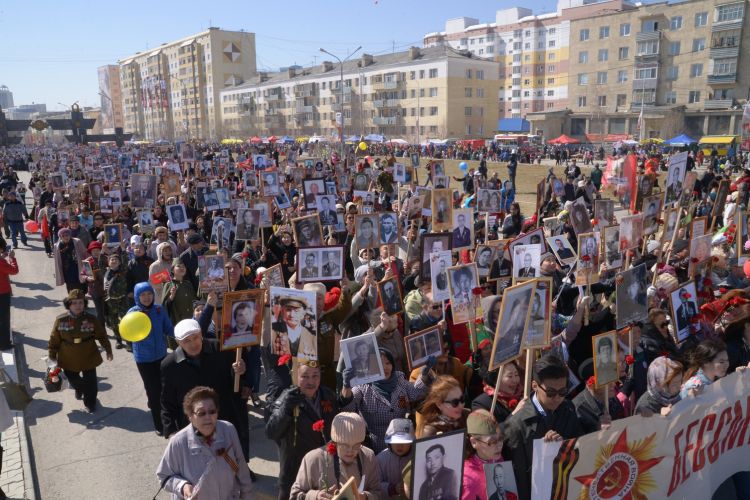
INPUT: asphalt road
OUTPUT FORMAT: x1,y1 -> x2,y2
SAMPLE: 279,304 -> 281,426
13,172 -> 279,500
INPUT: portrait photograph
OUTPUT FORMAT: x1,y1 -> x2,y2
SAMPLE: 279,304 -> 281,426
512,244 -> 541,280
634,174 -> 655,212
203,190 -> 220,212
50,173 -> 65,190
198,255 -> 229,293
319,247 -> 345,281
690,216 -> 707,239
341,333 -> 385,386
378,276 -> 403,315
210,217 -> 233,251
99,197 -> 113,214
523,277 -> 552,349
508,228 -> 546,256
542,216 -> 563,237
420,233 -> 453,281
447,263 -> 480,325
103,223 -> 122,247
618,214 -> 643,251
235,208 -> 261,241
263,263 -> 285,289
351,173 -> 370,193
102,166 -> 115,182
301,178 -> 325,209
261,171 -> 280,197
433,175 -> 449,189
410,153 -> 420,167
546,235 -> 577,267
243,171 -> 258,192
552,178 -> 565,198
88,182 -> 104,202
430,161 -> 445,178
592,331 -> 619,387
688,233 -> 713,276
167,203 -> 190,231
670,282 -> 699,342
338,173 -> 351,191
355,214 -> 381,249
404,194 -> 423,221
430,249 -> 453,303
712,180 -> 730,218
179,142 -> 195,162
415,187 -> 432,216
483,462 -> 518,500
411,431 -> 464,500
274,187 -> 292,210
680,171 -> 697,208
489,280 -> 536,371
378,212 -> 399,244
163,174 -> 181,197
404,326 -> 444,370
663,151 -> 687,206
431,188 -> 453,231
130,173 -> 158,209
593,199 -> 614,227
325,181 -> 337,195
642,194 -> 662,236
297,248 -> 322,281
404,166 -> 416,185
474,245 -> 496,278
615,263 -> 648,329
220,290 -> 265,350
569,196 -> 593,235
602,225 -> 623,269
270,286 -> 318,361
451,208 -> 474,251
660,208 -> 679,243
313,194 -> 338,227
393,163 -> 406,183
252,154 -> 268,170
137,210 -> 154,232
253,200 -> 273,227
214,187 -> 231,210
292,214 -> 324,248
575,232 -> 600,285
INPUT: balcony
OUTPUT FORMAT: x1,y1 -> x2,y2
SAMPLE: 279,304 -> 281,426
635,50 -> 659,61
704,99 -> 734,110
707,73 -> 737,85
264,115 -> 284,125
636,30 -> 661,42
632,77 -> 658,90
712,20 -> 744,32
293,85 -> 316,98
373,99 -> 400,108
629,102 -> 658,112
295,105 -> 315,113
373,116 -> 398,125
709,45 -> 740,58
372,79 -> 403,91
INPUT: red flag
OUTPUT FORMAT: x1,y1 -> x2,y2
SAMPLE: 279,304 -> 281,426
150,269 -> 172,285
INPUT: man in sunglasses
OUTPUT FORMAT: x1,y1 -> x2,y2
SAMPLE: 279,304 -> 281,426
409,290 -> 446,333
503,355 -> 583,500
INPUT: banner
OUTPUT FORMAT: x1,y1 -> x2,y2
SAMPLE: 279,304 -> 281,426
741,102 -> 750,152
533,371 -> 750,499
601,154 -> 637,209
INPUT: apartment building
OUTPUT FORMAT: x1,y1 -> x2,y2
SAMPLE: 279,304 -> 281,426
117,27 -> 256,141
97,65 -> 125,134
219,45 -> 499,142
538,0 -> 750,140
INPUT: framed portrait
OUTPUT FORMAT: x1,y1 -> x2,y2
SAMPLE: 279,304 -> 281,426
524,277 -> 552,348
393,163 -> 406,183
307,246 -> 344,282
410,153 -> 420,167
263,263 -> 285,289
88,182 -> 104,202
338,173 -> 351,191
198,255 -> 229,293
167,203 -> 190,231
680,171 -> 697,208
430,161 -> 445,178
542,216 -> 563,237
103,223 -> 122,247
433,175 -> 450,189
130,173 -> 158,209
575,232 -> 600,285
642,194 -> 662,236
474,245 -> 496,278
315,195 -> 339,227
235,208 -> 261,241
547,235 -> 577,267
508,228 -> 546,256
618,214 -> 643,251
405,195 -> 424,221
447,263 -> 480,325
450,208 -> 474,251
569,196 -> 593,235
594,199 -> 615,226
243,171 -> 258,193
431,189 -> 453,231
302,179 -> 326,209
688,233 -> 713,276
378,276 -> 403,315
404,326 -> 444,370
50,173 -> 65,191
512,243 -> 541,281
690,216 -> 707,239
57,208 -> 71,227
252,154 -> 268,170
214,187 -> 231,210
352,173 -> 370,192
325,181 -> 337,195
634,174 -> 655,212
420,233 -> 453,281
602,225 -> 623,269
252,199 -> 273,228
552,177 -> 565,198
415,187 -> 432,216
274,187 -> 292,210
592,331 -> 619,387
712,179 -> 730,218
292,214 -> 324,248
484,462 -> 518,500
269,287 -> 318,361
615,263 -> 648,329
670,282 -> 699,343
81,259 -> 94,278
429,249 -> 453,303
404,166 -> 417,185
99,197 -> 113,214
378,212 -> 399,245
355,214 -> 381,249
411,431 -> 464,500
220,290 -> 265,350
663,151 -> 687,206
341,332 -> 385,386
332,477 -> 362,500
261,171 -> 280,197
163,174 -> 181,197
660,208 -> 679,243
203,190 -> 221,212
179,142 -> 195,162
489,280 -> 536,371
738,212 -> 750,264
210,217 -> 233,251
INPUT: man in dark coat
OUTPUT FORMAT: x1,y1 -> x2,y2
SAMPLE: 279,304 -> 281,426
178,233 -> 206,291
266,362 -> 338,500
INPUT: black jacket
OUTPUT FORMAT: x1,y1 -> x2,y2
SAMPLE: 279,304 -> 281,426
572,388 -> 624,434
472,392 -> 512,424
640,322 -> 680,364
726,336 -> 750,373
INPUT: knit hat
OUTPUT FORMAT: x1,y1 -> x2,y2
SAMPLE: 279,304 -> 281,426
231,253 -> 245,266
58,228 -> 72,239
384,418 -> 415,444
331,412 -> 366,445
174,319 -> 202,341
187,233 -> 203,245
466,409 -> 500,436
87,241 -> 103,252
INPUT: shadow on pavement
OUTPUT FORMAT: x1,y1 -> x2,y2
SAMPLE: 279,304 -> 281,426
67,405 -> 156,433
25,398 -> 64,423
17,334 -> 49,350
12,282 -> 54,292
13,295 -> 61,311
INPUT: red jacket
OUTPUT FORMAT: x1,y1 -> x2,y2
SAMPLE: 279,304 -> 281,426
0,257 -> 18,295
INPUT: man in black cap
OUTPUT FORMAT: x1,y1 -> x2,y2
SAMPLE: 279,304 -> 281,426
179,233 -> 206,290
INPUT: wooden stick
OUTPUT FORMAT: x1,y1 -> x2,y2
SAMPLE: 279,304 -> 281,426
584,273 -> 591,326
233,348 -> 242,393
628,326 -> 634,357
604,384 -> 610,415
523,349 -> 535,399
490,364 -> 504,416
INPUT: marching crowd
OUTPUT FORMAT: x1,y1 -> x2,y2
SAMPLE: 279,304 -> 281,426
1,140 -> 750,500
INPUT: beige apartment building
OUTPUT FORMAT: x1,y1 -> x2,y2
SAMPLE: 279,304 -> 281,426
97,65 -> 125,134
531,0 -> 750,140
118,27 -> 256,141
219,45 -> 500,142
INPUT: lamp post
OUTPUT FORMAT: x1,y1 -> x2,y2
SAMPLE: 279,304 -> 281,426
320,46 -> 362,162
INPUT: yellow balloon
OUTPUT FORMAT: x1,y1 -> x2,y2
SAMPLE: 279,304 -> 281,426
358,141 -> 367,151
119,311 -> 152,342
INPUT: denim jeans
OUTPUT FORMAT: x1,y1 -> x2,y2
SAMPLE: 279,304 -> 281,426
6,221 -> 26,247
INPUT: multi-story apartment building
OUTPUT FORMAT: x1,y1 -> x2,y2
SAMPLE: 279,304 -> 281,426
117,27 -> 256,141
219,45 -> 500,142
0,86 -> 13,110
97,65 -> 125,134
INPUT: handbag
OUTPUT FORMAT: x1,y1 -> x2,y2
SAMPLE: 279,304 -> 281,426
0,368 -> 32,411
44,367 -> 63,393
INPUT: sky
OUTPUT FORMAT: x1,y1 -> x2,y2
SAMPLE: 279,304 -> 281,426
0,0 -> 558,111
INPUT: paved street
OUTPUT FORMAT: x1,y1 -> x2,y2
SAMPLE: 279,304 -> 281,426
13,173 -> 279,499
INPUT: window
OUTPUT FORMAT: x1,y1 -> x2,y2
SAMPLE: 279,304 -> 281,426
579,51 -> 589,63
538,42 -> 545,49
547,102 -> 555,109
598,49 -> 609,62
578,96 -> 587,107
642,20 -> 659,32
525,30 -> 531,36
597,71 -> 608,84
523,90 -> 530,97
620,23 -> 631,36
548,65 -> 556,73
714,58 -> 737,75
547,78 -> 555,84
580,29 -> 590,41
429,106 -> 438,115
465,87 -> 473,97
460,38 -> 468,46
666,66 -> 679,80
690,63 -> 703,77
429,68 -> 438,78
597,95 -> 607,106
410,89 -> 416,98
665,91 -> 677,104
637,41 -> 659,55
578,73 -> 589,85
689,91 -> 700,103
476,70 -> 484,80
429,88 -> 438,97
419,88 -> 425,97
513,42 -> 522,50
633,89 -> 656,103
464,106 -> 472,116
525,42 -> 531,49
695,12 -> 708,27
717,3 -> 744,23
549,40 -> 556,47
513,54 -> 522,63
668,41 -> 681,56
670,16 -> 683,30
617,70 -> 628,82
635,67 -> 657,79
477,88 -> 484,98
618,47 -> 629,59
548,53 -> 556,61
465,69 -> 472,79
617,94 -> 627,106
600,26 -> 610,39
693,38 -> 706,52
419,70 -> 425,78
470,38 -> 475,45
547,90 -> 555,96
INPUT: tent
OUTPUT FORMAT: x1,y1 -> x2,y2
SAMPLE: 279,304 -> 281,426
388,138 -> 409,145
280,135 -> 295,144
665,134 -> 699,146
547,134 -> 580,145
309,135 -> 327,143
248,136 -> 262,144
345,135 -> 361,143
267,135 -> 279,143
364,134 -> 385,143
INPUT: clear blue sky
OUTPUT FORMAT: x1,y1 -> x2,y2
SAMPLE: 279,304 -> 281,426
0,0 -> 556,111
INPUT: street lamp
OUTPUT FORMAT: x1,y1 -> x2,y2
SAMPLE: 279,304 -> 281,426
320,46 -> 362,162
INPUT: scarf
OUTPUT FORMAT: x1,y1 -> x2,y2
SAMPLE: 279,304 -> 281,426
372,348 -> 398,399
646,356 -> 681,407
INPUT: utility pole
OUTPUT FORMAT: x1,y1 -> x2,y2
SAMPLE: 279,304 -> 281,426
320,46 -> 362,161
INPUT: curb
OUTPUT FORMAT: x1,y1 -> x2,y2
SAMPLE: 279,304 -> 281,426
11,342 -> 37,500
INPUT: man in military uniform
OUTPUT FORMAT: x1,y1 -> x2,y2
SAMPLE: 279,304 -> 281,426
271,295 -> 317,360
419,443 -> 458,500
300,253 -> 319,279
48,289 -> 113,413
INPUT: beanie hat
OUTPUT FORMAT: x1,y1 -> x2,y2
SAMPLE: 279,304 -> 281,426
466,409 -> 500,436
87,241 -> 103,252
331,412 -> 366,445
58,228 -> 72,239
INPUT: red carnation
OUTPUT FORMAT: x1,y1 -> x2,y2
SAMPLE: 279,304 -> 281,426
586,376 -> 596,387
312,419 -> 325,432
719,287 -> 728,294
241,251 -> 249,259
660,351 -> 669,357
690,258 -> 699,263
508,399 -> 519,409
472,287 -> 483,296
703,278 -> 713,286
326,442 -> 337,455
277,353 -> 292,366
657,263 -> 666,270
474,318 -> 483,325
690,316 -> 700,324
713,256 -> 720,263
632,209 -> 639,215
684,292 -> 692,299
581,255 -> 591,262
591,218 -> 599,226
625,355 -> 635,366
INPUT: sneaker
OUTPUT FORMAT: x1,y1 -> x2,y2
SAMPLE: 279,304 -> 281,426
75,389 -> 83,400
115,342 -> 124,350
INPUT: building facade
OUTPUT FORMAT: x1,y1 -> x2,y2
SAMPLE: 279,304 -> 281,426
97,65 -> 125,134
0,86 -> 13,110
117,27 -> 256,141
219,45 -> 500,143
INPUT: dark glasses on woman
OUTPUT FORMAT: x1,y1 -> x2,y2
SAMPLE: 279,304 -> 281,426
444,397 -> 465,407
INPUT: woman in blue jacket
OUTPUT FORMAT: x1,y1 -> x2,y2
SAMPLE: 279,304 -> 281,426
127,282 -> 174,435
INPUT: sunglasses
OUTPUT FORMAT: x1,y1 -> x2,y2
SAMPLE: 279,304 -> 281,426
443,397 -> 465,408
431,304 -> 442,311
659,322 -> 669,328
538,385 -> 569,398
193,409 -> 218,417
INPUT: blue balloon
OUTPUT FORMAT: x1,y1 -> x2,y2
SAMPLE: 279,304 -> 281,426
459,162 -> 468,171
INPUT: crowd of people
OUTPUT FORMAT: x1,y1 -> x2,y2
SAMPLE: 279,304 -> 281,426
1,139 -> 750,499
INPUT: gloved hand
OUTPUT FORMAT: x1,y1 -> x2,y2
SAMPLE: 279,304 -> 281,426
282,388 -> 305,415
342,368 -> 355,389
422,355 -> 437,376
